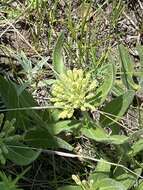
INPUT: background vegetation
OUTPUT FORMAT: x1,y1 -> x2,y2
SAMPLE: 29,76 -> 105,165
0,0 -> 143,189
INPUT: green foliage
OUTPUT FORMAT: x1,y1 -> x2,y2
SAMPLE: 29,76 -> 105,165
1,40 -> 143,189
0,172 -> 23,190
58,161 -> 127,190
25,127 -> 73,151
137,182 -> 143,190
53,32 -> 66,75
0,114 -> 21,164
0,76 -> 19,121
6,142 -> 41,166
111,0 -> 125,28
17,51 -> 48,89
51,42 -> 143,190
26,0 -> 47,10
118,44 -> 140,90
100,90 -> 135,126
0,75 -> 41,129
58,186 -> 82,190
91,64 -> 115,107
137,45 -> 143,86
114,167 -> 142,189
81,123 -> 129,145
0,113 -> 40,166
129,139 -> 143,156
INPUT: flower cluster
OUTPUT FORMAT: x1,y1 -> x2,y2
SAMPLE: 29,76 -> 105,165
51,69 -> 97,119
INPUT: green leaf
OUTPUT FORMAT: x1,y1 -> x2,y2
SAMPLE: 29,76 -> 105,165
130,139 -> 143,156
81,124 -> 108,141
91,64 -> 114,106
18,86 -> 55,130
5,142 -> 40,166
136,181 -> 143,190
53,32 -> 65,75
89,159 -> 111,182
115,168 -> 142,189
0,76 -> 18,120
48,120 -> 80,135
0,170 -> 24,190
108,135 -> 129,144
0,76 -> 43,129
131,129 -> 143,139
25,128 -> 73,151
100,90 -> 135,126
81,125 -> 128,145
118,44 -> 139,90
93,178 -> 127,190
0,182 -> 22,190
58,186 -> 82,190
112,83 -> 125,96
0,183 -> 8,190
137,45 -> 143,70
18,89 -> 43,128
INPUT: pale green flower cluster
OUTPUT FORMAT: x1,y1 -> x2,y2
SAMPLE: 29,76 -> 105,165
51,69 -> 97,119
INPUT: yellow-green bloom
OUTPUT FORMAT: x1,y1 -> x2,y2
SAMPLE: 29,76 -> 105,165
51,69 -> 97,119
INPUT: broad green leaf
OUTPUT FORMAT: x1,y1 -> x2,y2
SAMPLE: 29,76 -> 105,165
0,183 -> 8,190
48,120 -> 80,135
81,125 -> 108,142
55,137 -> 73,151
58,186 -> 82,190
18,89 -> 44,128
115,168 -> 142,189
53,32 -> 65,75
18,86 -> 56,130
131,129 -> 143,139
0,76 -> 18,120
136,181 -> 143,190
100,90 -> 135,126
130,139 -> 143,156
0,183 -> 22,190
0,76 -> 44,129
91,64 -> 114,107
108,135 -> 129,144
118,44 -> 139,90
25,128 -> 73,151
6,142 -> 40,166
93,178 -> 127,190
81,125 -> 128,144
137,45 -> 143,69
89,159 -> 111,182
